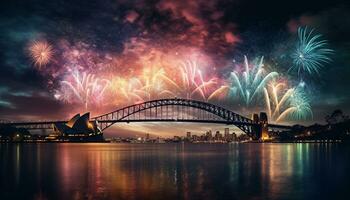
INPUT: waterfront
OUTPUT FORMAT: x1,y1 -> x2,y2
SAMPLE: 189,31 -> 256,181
0,143 -> 349,200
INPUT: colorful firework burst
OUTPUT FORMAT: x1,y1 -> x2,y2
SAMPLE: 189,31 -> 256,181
56,71 -> 110,110
229,56 -> 278,105
107,67 -> 180,104
177,59 -> 217,101
264,81 -> 312,122
140,67 -> 179,100
28,40 -> 54,68
108,77 -> 145,104
290,26 -> 333,75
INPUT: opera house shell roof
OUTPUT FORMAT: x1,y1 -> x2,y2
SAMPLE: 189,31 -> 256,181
54,113 -> 101,135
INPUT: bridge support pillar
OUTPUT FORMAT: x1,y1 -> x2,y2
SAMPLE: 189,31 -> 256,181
251,112 -> 269,140
259,112 -> 269,140
251,124 -> 262,140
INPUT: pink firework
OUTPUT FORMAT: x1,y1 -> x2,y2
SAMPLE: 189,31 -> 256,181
178,59 -> 217,100
56,71 -> 110,110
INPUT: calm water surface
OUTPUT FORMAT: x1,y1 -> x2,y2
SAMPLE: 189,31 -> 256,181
1,143 -> 350,200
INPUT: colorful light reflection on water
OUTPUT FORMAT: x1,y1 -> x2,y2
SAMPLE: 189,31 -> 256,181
0,143 -> 349,200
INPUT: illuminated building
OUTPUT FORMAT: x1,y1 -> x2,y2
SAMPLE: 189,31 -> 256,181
53,113 -> 104,141
251,112 -> 270,141
206,130 -> 213,140
215,131 -> 222,140
224,128 -> 230,141
232,132 -> 237,141
260,112 -> 269,141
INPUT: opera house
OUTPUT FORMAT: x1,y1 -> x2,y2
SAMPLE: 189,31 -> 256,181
53,113 -> 104,142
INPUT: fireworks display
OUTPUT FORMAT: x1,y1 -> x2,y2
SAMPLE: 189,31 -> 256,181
264,81 -> 312,122
291,27 -> 333,75
24,25 -> 334,123
177,60 -> 217,100
278,88 -> 312,121
228,56 -> 278,105
107,67 -> 179,104
139,67 -> 177,100
28,40 -> 54,68
55,71 -> 110,110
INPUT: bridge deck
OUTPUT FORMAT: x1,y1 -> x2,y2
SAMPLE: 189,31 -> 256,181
0,119 -> 291,130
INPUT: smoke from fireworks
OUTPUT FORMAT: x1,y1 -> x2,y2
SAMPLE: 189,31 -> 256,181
28,40 -> 54,68
228,56 -> 278,105
290,26 -> 333,75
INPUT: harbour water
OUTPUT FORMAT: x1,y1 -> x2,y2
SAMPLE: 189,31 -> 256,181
0,143 -> 349,200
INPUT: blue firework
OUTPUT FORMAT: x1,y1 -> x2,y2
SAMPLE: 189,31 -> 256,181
291,27 -> 333,75
229,56 -> 278,106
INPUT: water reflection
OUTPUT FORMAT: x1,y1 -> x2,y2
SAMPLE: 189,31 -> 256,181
0,143 -> 349,200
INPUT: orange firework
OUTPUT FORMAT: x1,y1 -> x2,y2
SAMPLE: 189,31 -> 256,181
108,77 -> 146,104
28,40 -> 54,68
140,67 -> 179,99
107,67 -> 179,105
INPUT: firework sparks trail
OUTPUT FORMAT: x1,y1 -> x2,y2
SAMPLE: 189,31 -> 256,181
56,71 -> 110,110
264,81 -> 312,122
178,59 -> 217,101
108,77 -> 145,103
140,67 -> 179,100
290,26 -> 333,75
207,86 -> 230,101
229,56 -> 278,105
28,40 -> 54,68
107,67 -> 180,104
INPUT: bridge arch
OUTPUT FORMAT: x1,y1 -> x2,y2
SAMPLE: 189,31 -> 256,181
92,98 -> 259,136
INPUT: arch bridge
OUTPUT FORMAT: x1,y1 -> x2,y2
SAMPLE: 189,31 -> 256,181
92,98 -> 290,139
0,98 -> 292,139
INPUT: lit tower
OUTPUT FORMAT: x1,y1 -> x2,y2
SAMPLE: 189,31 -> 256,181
224,128 -> 229,141
259,112 -> 269,140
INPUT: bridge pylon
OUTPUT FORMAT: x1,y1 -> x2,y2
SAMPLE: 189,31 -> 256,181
251,112 -> 269,140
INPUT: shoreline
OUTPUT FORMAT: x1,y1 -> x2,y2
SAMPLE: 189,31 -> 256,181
0,140 -> 347,144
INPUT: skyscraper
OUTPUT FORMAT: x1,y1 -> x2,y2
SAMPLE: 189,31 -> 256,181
215,131 -> 222,140
232,132 -> 237,141
206,130 -> 213,141
186,132 -> 191,140
224,128 -> 229,141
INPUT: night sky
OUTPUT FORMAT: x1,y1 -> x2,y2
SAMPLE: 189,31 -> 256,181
0,0 -> 349,136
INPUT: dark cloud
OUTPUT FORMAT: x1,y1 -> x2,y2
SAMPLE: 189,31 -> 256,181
0,92 -> 74,120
